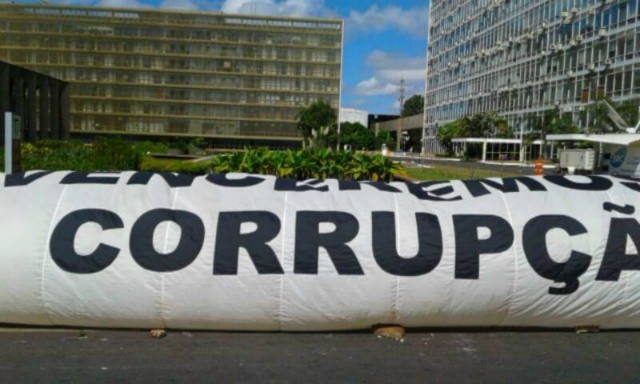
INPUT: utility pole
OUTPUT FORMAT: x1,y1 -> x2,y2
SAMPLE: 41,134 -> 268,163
397,78 -> 405,152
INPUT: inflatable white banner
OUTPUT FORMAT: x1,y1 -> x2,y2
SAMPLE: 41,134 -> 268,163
0,171 -> 639,331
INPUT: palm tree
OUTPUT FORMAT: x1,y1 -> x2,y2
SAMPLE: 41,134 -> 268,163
617,98 -> 640,126
587,97 -> 640,133
527,109 -> 578,160
521,131 -> 541,162
587,99 -> 612,134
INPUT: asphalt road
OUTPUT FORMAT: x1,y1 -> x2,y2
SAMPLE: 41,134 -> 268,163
0,329 -> 638,383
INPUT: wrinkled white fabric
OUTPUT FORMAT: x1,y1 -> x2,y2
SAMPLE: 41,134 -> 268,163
0,171 -> 638,330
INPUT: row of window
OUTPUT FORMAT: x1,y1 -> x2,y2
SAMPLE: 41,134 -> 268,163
432,0 -> 634,45
0,61 -> 341,93
430,4 -> 640,81
1,50 -> 339,78
7,5 -> 341,31
428,31 -> 640,97
426,68 -> 640,126
73,85 -> 336,106
72,100 -> 306,121
72,116 -> 300,138
0,34 -> 340,64
0,18 -> 341,47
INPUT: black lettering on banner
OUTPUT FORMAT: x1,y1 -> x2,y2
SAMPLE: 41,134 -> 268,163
338,180 -> 402,193
621,182 -> 640,193
294,211 -> 363,275
61,172 -> 120,185
372,212 -> 443,276
544,175 -> 613,191
205,174 -> 265,188
463,177 -> 547,198
4,171 -> 52,187
275,178 -> 329,192
130,209 -> 205,272
603,202 -> 636,215
406,181 -> 462,202
417,182 -> 457,198
523,216 -> 591,295
128,172 -> 195,188
453,215 -> 515,279
596,218 -> 640,281
50,209 -> 124,274
214,211 -> 284,275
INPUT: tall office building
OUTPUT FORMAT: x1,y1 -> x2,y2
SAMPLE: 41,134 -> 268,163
0,4 -> 343,148
424,0 -> 640,154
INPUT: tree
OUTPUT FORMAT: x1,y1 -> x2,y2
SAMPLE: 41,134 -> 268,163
402,95 -> 424,117
588,98 -> 613,134
527,109 -> 578,159
375,131 -> 395,150
617,98 -> 640,126
339,122 -> 376,150
494,114 -> 513,138
297,101 -> 337,147
327,122 -> 395,151
455,111 -> 510,138
436,121 -> 461,155
435,111 -> 512,156
406,129 -> 423,152
587,97 -> 640,133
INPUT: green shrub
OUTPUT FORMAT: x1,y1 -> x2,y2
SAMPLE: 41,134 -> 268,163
209,148 -> 403,182
141,148 -> 403,182
17,138 -> 168,172
6,140 -> 402,183
22,140 -> 94,171
139,156 -> 211,175
131,141 -> 170,156
91,137 -> 140,171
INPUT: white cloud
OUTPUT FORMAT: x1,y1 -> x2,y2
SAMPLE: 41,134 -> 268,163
221,0 -> 327,17
347,5 -> 428,37
355,77 -> 397,96
97,0 -> 150,8
93,0 -> 203,10
159,0 -> 200,10
354,50 -> 425,98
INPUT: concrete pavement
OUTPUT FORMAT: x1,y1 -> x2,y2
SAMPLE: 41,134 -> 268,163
0,329 -> 638,383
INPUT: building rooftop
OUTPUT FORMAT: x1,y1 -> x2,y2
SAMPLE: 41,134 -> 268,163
1,3 -> 344,25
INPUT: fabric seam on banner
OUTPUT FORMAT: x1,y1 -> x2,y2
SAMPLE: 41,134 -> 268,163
41,183 -> 68,326
160,188 -> 180,329
278,191 -> 289,331
604,189 -> 625,328
499,189 -> 518,327
392,193 -> 401,324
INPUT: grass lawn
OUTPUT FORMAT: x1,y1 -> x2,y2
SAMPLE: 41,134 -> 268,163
404,165 -> 521,181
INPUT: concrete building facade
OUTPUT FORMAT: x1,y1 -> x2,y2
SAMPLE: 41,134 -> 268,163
0,4 -> 343,148
0,60 -> 70,145
424,0 -> 640,154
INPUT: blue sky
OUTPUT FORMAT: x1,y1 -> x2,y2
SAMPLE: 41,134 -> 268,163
334,0 -> 428,114
38,0 -> 429,114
